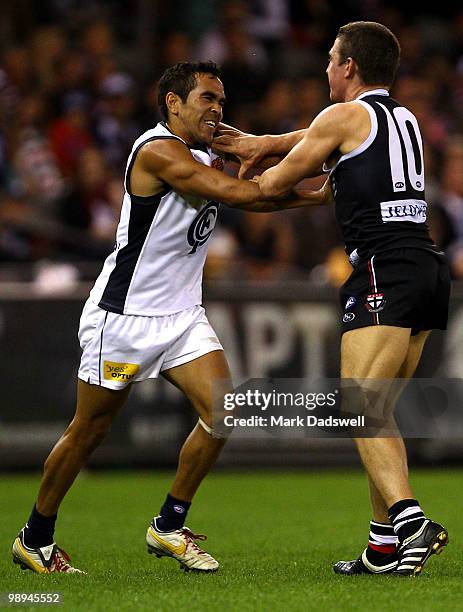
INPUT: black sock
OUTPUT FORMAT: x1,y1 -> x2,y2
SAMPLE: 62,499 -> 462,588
388,498 -> 426,543
155,494 -> 191,532
364,520 -> 398,566
23,505 -> 57,548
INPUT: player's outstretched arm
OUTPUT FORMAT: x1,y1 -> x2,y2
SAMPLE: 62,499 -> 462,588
213,124 -> 307,179
237,177 -> 334,212
138,138 -> 264,205
138,138 -> 332,212
257,105 -> 354,198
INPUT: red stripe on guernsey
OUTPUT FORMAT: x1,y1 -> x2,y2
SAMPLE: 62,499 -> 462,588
367,255 -> 379,325
369,543 -> 396,554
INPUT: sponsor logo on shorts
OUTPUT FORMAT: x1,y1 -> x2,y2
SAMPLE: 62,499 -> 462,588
343,312 -> 355,323
365,293 -> 386,313
104,361 -> 140,381
345,296 -> 356,309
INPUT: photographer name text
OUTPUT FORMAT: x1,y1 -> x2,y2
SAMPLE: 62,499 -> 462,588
223,415 -> 365,428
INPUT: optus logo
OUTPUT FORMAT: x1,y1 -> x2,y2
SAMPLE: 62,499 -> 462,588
104,361 -> 140,381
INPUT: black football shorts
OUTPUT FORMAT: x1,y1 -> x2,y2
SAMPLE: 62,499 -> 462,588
339,248 -> 450,335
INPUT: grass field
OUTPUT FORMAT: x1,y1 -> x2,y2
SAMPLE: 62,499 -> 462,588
0,469 -> 461,611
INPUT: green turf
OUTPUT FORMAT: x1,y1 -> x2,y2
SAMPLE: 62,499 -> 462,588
0,469 -> 461,611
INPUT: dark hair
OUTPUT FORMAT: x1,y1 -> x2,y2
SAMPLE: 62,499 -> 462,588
157,61 -> 221,120
336,21 -> 400,87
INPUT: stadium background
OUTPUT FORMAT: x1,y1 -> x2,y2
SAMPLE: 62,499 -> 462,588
1,0 -> 463,468
0,0 -> 463,610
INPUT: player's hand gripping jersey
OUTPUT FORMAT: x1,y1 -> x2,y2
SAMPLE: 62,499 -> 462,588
90,122 -> 221,315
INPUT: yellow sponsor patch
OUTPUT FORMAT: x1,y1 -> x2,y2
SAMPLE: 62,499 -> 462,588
104,361 -> 140,382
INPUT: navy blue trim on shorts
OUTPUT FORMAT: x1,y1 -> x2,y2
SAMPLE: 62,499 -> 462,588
98,312 -> 109,385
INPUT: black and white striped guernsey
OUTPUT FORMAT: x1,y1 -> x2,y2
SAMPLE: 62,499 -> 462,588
328,89 -> 438,266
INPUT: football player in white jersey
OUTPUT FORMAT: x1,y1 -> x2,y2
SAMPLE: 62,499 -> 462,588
12,61 -> 331,574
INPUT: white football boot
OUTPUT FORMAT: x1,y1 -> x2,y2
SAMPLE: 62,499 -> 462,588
12,528 -> 85,574
146,518 -> 219,572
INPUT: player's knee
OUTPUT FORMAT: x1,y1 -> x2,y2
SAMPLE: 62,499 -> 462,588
68,413 -> 113,451
190,395 -> 213,425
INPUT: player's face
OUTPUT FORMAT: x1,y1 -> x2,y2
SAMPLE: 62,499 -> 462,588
326,38 -> 347,103
180,74 -> 225,145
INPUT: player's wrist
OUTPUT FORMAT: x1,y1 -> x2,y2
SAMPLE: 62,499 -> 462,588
265,132 -> 300,156
264,134 -> 281,156
254,134 -> 283,159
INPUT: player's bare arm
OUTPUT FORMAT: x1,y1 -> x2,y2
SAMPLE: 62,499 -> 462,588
136,138 -> 263,204
257,102 -> 371,198
134,138 -> 331,212
214,123 -> 307,178
246,177 -> 334,211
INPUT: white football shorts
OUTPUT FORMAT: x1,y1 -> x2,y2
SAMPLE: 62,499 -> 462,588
78,299 -> 223,390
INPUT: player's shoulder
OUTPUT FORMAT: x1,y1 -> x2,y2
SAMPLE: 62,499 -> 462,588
137,131 -> 191,169
319,101 -> 366,121
140,135 -> 189,154
133,123 -> 180,145
313,102 -> 367,134
136,123 -> 188,152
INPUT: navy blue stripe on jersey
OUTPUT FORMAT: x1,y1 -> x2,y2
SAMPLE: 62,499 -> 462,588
160,121 -> 177,136
98,193 -> 166,314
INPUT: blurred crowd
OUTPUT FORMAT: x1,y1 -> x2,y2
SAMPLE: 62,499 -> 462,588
1,0 -> 463,286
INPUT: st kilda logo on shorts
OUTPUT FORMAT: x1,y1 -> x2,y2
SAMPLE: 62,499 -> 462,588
187,201 -> 219,254
365,293 -> 386,313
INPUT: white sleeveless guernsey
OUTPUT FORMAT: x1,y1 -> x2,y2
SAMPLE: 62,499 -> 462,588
89,122 -> 221,316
